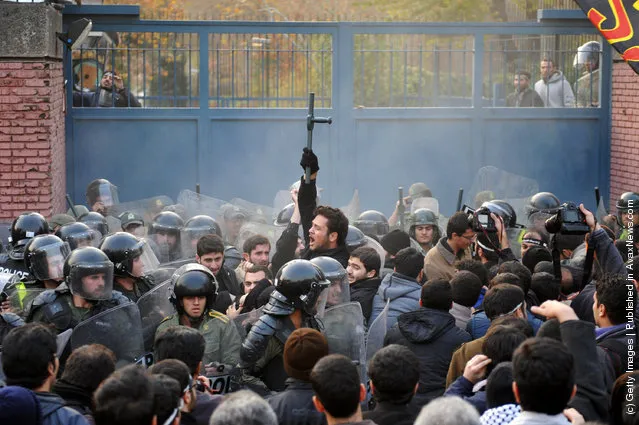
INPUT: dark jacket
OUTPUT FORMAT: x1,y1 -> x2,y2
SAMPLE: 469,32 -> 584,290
271,221 -> 302,277
384,307 -> 471,406
267,379 -> 326,425
72,87 -> 141,108
350,277 -> 381,325
191,390 -> 223,425
444,376 -> 487,413
597,324 -> 634,381
370,272 -> 422,330
562,320 -> 610,422
505,87 -> 544,107
52,379 -> 94,423
35,391 -> 90,425
216,265 -> 242,296
363,401 -> 416,425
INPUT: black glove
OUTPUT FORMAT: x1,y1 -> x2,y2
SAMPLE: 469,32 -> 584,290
300,147 -> 319,174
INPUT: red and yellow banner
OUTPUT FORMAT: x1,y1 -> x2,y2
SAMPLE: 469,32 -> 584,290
574,0 -> 639,73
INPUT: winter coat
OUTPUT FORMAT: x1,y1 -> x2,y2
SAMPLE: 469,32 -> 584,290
466,310 -> 542,340
363,401 -> 416,425
350,277 -> 382,325
446,336 -> 485,387
267,379 -> 326,425
597,323 -> 635,380
35,392 -> 90,425
52,379 -> 94,424
450,302 -> 472,330
216,265 -> 242,296
385,307 -> 471,406
370,272 -> 422,330
506,88 -> 544,107
424,238 -> 471,281
534,71 -> 575,107
444,376 -> 487,413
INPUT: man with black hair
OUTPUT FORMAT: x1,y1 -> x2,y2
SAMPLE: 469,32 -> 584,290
445,327 -> 527,413
153,327 -> 222,425
93,364 -> 155,425
593,273 -> 636,379
509,338 -> 576,425
149,374 -> 183,425
522,246 -> 553,275
271,149 -> 350,275
554,233 -> 585,261
364,345 -> 420,425
385,279 -> 471,407
53,344 -> 116,422
450,271 -> 483,329
1,323 -> 89,425
530,272 -> 560,304
196,234 -> 242,296
149,359 -> 201,425
347,246 -> 382,325
424,212 -> 474,281
236,234 -> 271,283
310,354 -> 372,425
370,247 -> 425,329
506,70 -> 544,107
498,261 -> 538,308
479,362 -> 521,425
475,232 -> 501,270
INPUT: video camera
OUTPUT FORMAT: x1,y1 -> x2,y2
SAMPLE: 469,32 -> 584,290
544,202 -> 589,235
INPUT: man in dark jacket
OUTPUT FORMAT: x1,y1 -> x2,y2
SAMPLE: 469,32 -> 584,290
347,246 -> 382,325
73,71 -> 141,108
267,328 -> 328,425
271,149 -> 350,275
196,234 -> 242,301
53,344 -> 116,423
384,279 -> 471,408
364,345 -> 420,425
1,323 -> 89,425
506,70 -> 544,107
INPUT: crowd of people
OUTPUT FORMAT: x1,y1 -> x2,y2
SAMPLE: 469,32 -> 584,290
0,147 -> 635,425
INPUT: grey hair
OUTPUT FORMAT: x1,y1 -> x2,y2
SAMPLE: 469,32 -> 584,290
209,390 -> 278,425
414,397 -> 480,425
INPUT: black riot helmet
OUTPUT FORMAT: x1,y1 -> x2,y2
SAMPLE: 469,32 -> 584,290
169,263 -> 217,315
183,215 -> 221,238
574,41 -> 601,72
345,225 -> 367,252
64,247 -> 114,301
100,232 -> 159,279
272,259 -> 330,315
78,212 -> 109,238
274,203 -> 295,226
85,178 -> 119,211
527,192 -> 560,217
55,222 -> 100,251
616,192 -> 639,225
8,212 -> 50,261
149,211 -> 184,236
408,208 -> 439,240
353,210 -> 389,239
310,256 -> 349,306
24,234 -> 71,282
482,200 -> 518,228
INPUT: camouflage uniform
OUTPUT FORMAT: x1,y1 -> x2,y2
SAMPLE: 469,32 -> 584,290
575,69 -> 599,108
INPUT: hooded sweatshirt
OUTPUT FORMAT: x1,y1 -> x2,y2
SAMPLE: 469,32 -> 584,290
385,307 -> 471,406
35,392 -> 89,425
534,71 -> 575,108
369,272 -> 422,330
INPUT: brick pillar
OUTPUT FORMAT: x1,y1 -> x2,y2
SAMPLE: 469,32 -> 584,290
0,3 -> 65,222
610,61 -> 639,212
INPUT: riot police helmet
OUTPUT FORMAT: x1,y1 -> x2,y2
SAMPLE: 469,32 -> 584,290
149,211 -> 184,236
275,203 -> 295,226
273,259 -> 330,315
55,222 -> 100,251
8,212 -> 50,261
574,41 -> 601,72
408,182 -> 432,200
64,246 -> 114,301
616,192 -> 639,225
170,263 -> 217,313
24,234 -> 71,282
78,212 -> 109,238
100,232 -> 159,279
85,178 -> 119,210
346,225 -> 367,252
353,210 -> 389,239
481,200 -> 518,228
310,256 -> 349,306
527,192 -> 560,217
408,208 -> 439,240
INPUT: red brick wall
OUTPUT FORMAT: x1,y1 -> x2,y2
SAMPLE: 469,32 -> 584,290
0,60 -> 66,221
610,61 -> 639,211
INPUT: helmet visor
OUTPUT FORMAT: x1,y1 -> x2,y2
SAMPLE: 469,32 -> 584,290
180,228 -> 214,259
96,183 -> 119,208
29,242 -> 72,281
133,240 -> 160,277
312,286 -> 330,318
325,274 -> 350,307
67,229 -> 101,251
68,261 -> 114,301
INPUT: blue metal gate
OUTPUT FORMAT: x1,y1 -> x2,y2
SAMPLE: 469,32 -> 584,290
64,6 -> 611,215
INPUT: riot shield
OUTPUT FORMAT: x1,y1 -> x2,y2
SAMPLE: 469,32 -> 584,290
364,236 -> 386,270
0,272 -> 13,291
466,166 -> 539,226
339,190 -> 361,222
71,302 -> 145,366
235,222 -> 281,258
177,190 -> 227,222
410,197 -> 440,216
7,288 -> 45,319
322,302 -> 366,369
273,190 -> 291,216
137,280 -> 176,352
147,266 -> 177,287
229,198 -> 275,225
108,196 -> 175,229
366,299 -> 389,362
232,306 -> 264,340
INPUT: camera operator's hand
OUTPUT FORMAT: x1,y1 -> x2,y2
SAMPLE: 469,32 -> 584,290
491,213 -> 509,249
300,148 -> 319,178
579,204 -> 600,233
530,300 -> 578,323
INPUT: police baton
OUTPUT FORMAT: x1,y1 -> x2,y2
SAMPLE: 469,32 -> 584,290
305,92 -> 332,184
594,186 -> 601,207
456,188 -> 464,212
66,194 -> 79,218
397,187 -> 405,232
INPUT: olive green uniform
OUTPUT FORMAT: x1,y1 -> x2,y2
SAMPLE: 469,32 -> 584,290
575,69 -> 599,108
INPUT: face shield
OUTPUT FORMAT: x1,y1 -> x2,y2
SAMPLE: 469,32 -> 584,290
66,229 -> 101,251
29,242 -> 72,281
180,228 -> 213,259
68,262 -> 114,301
311,286 -> 330,318
131,240 -> 160,278
92,182 -> 119,210
325,271 -> 350,307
